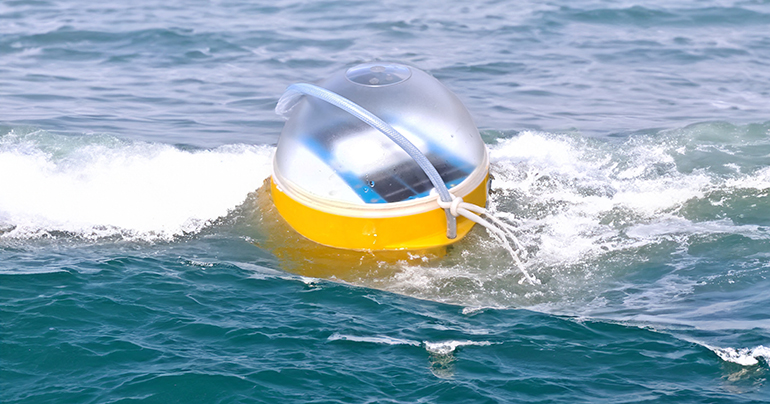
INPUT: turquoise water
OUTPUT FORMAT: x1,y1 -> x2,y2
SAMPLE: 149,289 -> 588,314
2,0 -> 770,402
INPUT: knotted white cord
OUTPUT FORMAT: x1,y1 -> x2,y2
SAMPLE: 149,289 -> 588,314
437,195 -> 537,284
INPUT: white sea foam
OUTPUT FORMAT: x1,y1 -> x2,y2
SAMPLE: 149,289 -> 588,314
423,340 -> 493,355
489,131 -> 769,268
326,334 -> 494,354
0,131 -> 273,241
327,333 -> 421,346
378,128 -> 770,312
625,217 -> 769,241
726,166 -> 770,191
710,345 -> 770,367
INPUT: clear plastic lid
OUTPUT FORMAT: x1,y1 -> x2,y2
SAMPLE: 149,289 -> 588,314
274,62 -> 486,205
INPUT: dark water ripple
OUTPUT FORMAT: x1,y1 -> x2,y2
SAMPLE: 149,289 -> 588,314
4,256 -> 763,403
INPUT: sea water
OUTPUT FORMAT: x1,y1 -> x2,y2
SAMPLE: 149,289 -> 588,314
1,0 -> 769,402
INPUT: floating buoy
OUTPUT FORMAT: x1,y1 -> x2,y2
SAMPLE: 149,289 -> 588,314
270,62 -> 490,251
263,62 -> 538,283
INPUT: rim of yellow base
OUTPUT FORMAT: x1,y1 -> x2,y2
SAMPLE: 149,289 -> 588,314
270,165 -> 489,251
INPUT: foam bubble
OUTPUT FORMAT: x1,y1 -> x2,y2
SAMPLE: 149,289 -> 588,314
710,345 -> 770,367
373,126 -> 770,312
489,129 -> 769,270
0,131 -> 273,241
625,217 -> 769,242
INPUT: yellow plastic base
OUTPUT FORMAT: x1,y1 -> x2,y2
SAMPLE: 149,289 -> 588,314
270,174 -> 488,251
253,179 -> 446,280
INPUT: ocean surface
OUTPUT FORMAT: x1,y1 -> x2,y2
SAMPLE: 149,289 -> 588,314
1,0 -> 769,402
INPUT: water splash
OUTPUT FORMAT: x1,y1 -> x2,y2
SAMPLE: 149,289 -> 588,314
711,345 -> 770,367
0,129 -> 273,241
374,123 -> 770,315
3,124 -> 769,326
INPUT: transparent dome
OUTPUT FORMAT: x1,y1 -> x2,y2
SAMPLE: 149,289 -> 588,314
274,62 -> 486,205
